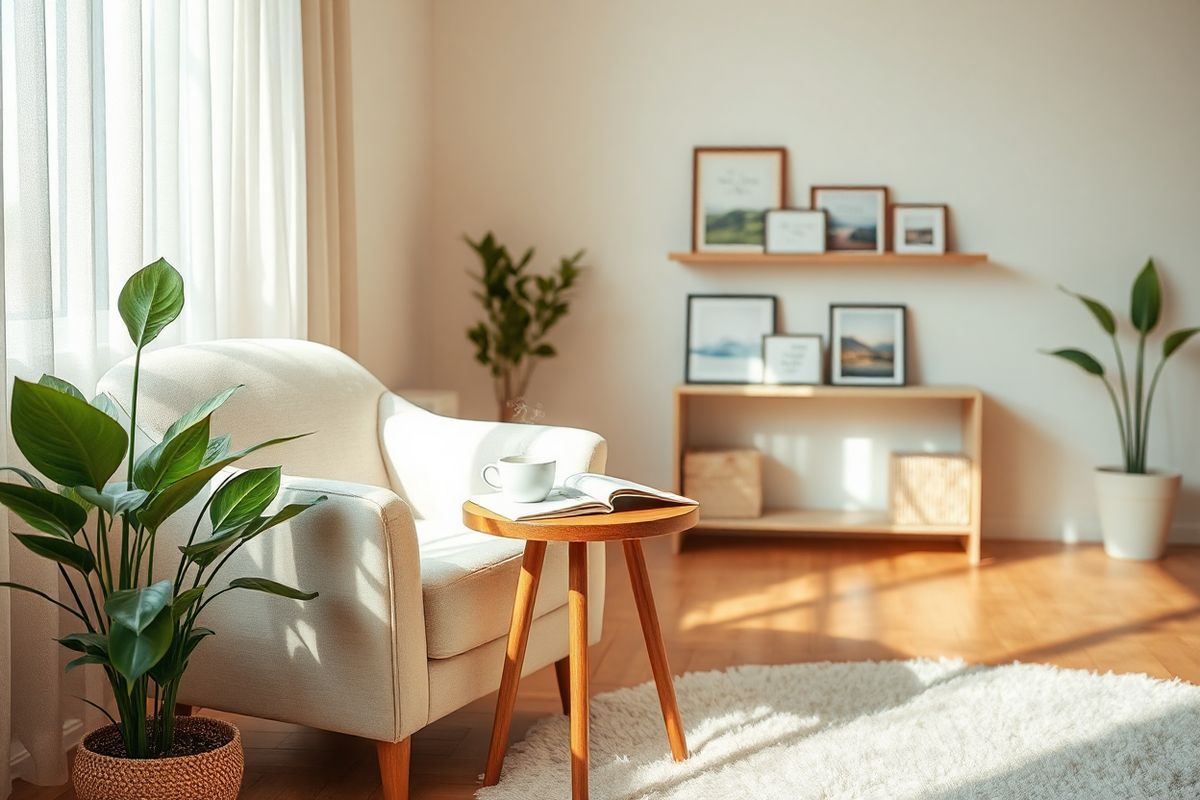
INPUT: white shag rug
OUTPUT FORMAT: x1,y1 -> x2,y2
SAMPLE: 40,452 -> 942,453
477,659 -> 1200,799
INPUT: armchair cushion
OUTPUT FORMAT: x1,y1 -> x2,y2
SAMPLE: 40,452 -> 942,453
417,520 -> 570,659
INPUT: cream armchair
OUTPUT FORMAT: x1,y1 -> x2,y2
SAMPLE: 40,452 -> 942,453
97,339 -> 606,800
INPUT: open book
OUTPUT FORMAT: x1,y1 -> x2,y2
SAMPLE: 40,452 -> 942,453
471,473 -> 697,522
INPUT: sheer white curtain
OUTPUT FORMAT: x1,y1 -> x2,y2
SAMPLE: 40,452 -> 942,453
0,2 -> 306,795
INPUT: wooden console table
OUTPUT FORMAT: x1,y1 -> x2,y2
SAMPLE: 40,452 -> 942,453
673,384 -> 983,563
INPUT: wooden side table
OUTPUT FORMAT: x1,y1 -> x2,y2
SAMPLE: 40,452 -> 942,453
463,502 -> 700,799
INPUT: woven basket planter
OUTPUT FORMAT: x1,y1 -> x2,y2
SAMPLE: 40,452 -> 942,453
72,716 -> 243,800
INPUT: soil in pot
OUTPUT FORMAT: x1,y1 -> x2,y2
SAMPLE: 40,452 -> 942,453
83,718 -> 233,758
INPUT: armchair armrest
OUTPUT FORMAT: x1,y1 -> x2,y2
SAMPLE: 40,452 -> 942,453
155,470 -> 429,742
378,393 -> 607,521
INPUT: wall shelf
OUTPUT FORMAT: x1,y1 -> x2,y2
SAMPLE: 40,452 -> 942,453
673,384 -> 984,563
668,251 -> 988,266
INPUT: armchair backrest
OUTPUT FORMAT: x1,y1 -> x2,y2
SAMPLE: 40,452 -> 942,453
98,338 -> 392,488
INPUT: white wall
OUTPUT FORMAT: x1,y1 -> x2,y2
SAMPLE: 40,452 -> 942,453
343,0 -> 433,388
422,0 -> 1200,541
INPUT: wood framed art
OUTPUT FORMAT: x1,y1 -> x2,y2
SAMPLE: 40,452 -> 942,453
762,334 -> 823,385
764,209 -> 826,254
686,294 -> 778,384
893,203 -> 949,254
810,186 -> 889,254
692,147 -> 787,253
829,304 -> 907,386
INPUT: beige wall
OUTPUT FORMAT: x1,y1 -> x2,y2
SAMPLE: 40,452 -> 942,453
343,0 -> 433,389
413,0 -> 1200,541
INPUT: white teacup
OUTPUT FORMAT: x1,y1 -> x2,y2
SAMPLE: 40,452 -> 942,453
481,456 -> 556,503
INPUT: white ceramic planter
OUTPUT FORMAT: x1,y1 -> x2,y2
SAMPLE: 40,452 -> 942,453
1093,468 -> 1181,560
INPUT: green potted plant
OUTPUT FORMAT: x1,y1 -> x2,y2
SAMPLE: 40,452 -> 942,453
1046,259 -> 1198,559
465,231 -> 584,421
0,259 -> 322,799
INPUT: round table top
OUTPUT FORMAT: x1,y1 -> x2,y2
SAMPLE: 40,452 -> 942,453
462,501 -> 700,543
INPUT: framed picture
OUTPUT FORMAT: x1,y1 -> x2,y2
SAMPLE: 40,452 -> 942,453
686,295 -> 778,384
811,186 -> 889,253
764,209 -> 826,255
829,304 -> 906,386
692,147 -> 787,253
893,204 -> 948,254
763,334 -> 823,385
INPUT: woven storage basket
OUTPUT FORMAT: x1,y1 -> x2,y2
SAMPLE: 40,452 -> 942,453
889,452 -> 971,526
72,716 -> 243,800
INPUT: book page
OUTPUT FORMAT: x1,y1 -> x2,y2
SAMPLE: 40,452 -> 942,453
564,473 -> 697,505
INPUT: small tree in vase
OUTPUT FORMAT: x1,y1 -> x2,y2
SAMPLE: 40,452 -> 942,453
465,231 -> 585,421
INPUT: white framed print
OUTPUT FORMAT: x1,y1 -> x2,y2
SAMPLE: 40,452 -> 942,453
829,304 -> 907,386
692,147 -> 787,253
764,210 -> 826,254
685,294 -> 778,384
893,204 -> 948,254
763,334 -> 823,385
811,186 -> 888,253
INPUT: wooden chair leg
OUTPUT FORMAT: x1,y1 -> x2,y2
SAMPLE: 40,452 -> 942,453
554,656 -> 571,715
623,539 -> 688,761
568,541 -> 590,800
483,540 -> 548,786
376,738 -> 411,800
173,704 -> 193,717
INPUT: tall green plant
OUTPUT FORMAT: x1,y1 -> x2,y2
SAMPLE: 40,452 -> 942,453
0,258 -> 323,758
465,232 -> 584,419
1045,259 -> 1200,474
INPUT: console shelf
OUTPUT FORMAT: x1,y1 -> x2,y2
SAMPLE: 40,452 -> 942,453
673,384 -> 984,563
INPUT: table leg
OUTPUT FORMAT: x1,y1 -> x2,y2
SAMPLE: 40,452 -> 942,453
623,539 -> 688,761
483,540 -> 548,786
568,541 -> 589,800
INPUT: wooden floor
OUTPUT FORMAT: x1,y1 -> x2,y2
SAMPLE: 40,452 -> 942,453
14,536 -> 1200,799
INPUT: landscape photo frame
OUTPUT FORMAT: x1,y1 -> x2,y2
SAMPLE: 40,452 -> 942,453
692,147 -> 787,253
686,294 -> 778,384
893,203 -> 949,254
811,186 -> 889,254
829,303 -> 907,386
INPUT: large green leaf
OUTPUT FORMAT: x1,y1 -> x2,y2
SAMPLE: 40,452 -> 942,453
241,498 -> 327,541
1058,286 -> 1116,336
38,374 -> 86,402
117,258 -> 184,348
1130,259 -> 1162,334
90,393 -> 120,421
10,378 -> 128,490
66,654 -> 109,672
0,482 -> 87,537
209,467 -> 281,535
1044,348 -> 1105,376
183,627 -> 215,659
163,386 -> 241,442
0,466 -> 47,490
105,580 -> 173,634
108,608 -> 173,684
227,577 -> 318,601
179,529 -> 241,567
137,434 -> 310,531
0,483 -> 87,538
73,484 -> 149,516
172,585 -> 206,621
133,416 -> 210,492
57,632 -> 108,656
13,534 -> 95,573
201,435 -> 232,466
1163,327 -> 1200,360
